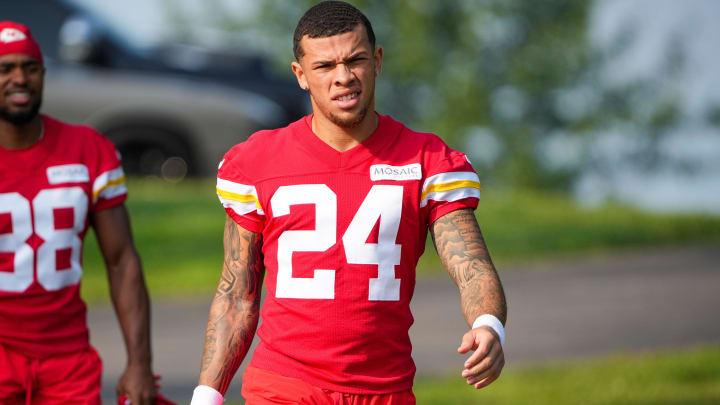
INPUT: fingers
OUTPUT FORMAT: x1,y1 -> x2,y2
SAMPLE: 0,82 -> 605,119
457,330 -> 477,354
459,328 -> 505,389
462,342 -> 504,387
462,336 -> 493,370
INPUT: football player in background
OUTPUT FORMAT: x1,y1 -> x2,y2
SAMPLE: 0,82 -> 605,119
192,2 -> 507,404
0,21 -> 157,404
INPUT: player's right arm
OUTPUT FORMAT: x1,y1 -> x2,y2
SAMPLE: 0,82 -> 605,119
197,217 -> 265,395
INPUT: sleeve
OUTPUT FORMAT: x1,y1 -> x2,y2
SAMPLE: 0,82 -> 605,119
91,132 -> 128,212
422,141 -> 481,225
216,144 -> 265,233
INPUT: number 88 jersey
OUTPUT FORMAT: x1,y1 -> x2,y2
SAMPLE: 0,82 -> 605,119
0,115 -> 127,358
216,114 -> 481,393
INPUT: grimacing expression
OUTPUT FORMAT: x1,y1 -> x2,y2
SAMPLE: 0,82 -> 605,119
292,24 -> 382,129
0,53 -> 44,125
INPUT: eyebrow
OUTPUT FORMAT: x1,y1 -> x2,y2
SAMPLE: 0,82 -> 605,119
0,61 -> 41,69
311,51 -> 368,68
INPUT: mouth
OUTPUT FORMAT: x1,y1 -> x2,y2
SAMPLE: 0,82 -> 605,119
6,89 -> 32,105
333,91 -> 360,109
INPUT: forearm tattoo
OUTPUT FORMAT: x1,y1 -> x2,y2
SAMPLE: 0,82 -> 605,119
431,208 -> 507,325
199,217 -> 265,393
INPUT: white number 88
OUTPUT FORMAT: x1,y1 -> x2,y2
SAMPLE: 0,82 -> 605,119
0,188 -> 86,293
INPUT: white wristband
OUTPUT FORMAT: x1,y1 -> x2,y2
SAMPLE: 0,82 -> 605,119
190,385 -> 224,405
472,314 -> 506,348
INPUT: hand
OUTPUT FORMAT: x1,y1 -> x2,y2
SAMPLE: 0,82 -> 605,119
458,326 -> 505,389
116,363 -> 157,405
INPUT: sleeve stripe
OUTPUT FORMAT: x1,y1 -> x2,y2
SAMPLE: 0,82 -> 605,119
216,178 -> 263,214
420,180 -> 481,202
422,171 -> 480,191
420,171 -> 481,208
218,196 -> 264,216
92,167 -> 127,203
95,183 -> 128,202
421,187 -> 480,208
216,188 -> 262,210
217,178 -> 256,195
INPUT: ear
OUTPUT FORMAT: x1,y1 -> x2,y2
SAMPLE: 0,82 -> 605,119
373,45 -> 383,76
291,61 -> 308,90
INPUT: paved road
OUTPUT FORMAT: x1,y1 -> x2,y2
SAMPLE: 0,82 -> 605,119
88,243 -> 720,403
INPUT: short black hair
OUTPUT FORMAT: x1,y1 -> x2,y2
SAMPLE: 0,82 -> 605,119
293,1 -> 376,60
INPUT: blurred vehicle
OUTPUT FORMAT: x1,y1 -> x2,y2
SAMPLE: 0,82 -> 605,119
4,0 -> 309,178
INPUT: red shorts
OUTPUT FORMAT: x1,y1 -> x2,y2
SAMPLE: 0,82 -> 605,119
241,366 -> 416,405
0,343 -> 102,405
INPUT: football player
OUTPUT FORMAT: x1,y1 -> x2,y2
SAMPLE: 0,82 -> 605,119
192,2 -> 507,404
0,21 -> 157,404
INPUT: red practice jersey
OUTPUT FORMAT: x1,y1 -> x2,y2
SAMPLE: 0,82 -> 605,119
0,115 -> 127,358
216,114 -> 481,393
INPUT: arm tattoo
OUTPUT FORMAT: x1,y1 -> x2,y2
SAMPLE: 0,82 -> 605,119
199,217 -> 265,393
431,208 -> 507,325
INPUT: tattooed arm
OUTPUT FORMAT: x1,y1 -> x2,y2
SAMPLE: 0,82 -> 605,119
197,217 -> 265,395
430,208 -> 507,389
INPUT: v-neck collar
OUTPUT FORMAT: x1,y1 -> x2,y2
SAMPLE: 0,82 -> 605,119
293,113 -> 402,169
0,115 -> 59,172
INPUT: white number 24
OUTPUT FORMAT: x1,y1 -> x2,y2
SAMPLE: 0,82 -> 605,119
272,184 -> 403,301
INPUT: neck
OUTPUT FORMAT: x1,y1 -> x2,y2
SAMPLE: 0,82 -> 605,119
0,115 -> 43,150
311,109 -> 379,152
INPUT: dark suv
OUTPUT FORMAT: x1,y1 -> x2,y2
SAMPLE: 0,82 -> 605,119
5,0 -> 309,178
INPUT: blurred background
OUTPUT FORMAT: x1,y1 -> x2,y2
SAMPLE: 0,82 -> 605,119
6,0 -> 720,403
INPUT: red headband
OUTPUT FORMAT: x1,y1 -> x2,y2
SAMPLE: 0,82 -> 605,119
0,21 -> 43,63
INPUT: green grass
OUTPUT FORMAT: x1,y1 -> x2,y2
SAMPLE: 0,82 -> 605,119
81,179 -> 720,302
413,345 -> 720,405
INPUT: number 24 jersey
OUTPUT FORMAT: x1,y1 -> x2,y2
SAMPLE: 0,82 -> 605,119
216,114 -> 481,393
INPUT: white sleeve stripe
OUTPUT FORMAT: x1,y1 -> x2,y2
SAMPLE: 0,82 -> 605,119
218,196 -> 265,216
217,178 -> 258,197
95,184 -> 128,202
92,167 -> 125,194
420,188 -> 480,208
422,171 -> 480,192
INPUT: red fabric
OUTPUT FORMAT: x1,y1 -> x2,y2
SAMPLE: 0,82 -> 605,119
0,343 -> 101,404
217,114 -> 479,393
242,366 -> 415,405
0,115 -> 127,358
0,21 -> 43,63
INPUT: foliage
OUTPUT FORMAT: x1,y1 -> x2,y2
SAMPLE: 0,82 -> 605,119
160,0 -> 686,192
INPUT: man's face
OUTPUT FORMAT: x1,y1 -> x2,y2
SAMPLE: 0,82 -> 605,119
0,53 -> 44,125
292,24 -> 382,129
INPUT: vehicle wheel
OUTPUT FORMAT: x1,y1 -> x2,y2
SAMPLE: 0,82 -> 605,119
105,127 -> 194,181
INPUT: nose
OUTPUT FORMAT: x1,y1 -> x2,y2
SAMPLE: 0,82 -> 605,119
333,63 -> 355,87
9,67 -> 29,86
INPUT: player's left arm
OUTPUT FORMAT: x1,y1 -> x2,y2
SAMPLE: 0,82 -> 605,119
92,204 -> 156,405
430,207 -> 507,389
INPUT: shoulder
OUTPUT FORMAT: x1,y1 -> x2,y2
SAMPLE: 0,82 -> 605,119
218,121 -> 296,183
222,127 -> 286,165
392,121 -> 469,167
44,115 -> 115,151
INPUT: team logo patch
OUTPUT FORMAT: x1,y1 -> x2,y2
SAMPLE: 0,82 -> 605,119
0,28 -> 27,44
370,163 -> 422,181
47,164 -> 90,184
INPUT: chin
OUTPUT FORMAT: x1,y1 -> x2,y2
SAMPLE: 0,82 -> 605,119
329,107 -> 368,129
0,101 -> 42,125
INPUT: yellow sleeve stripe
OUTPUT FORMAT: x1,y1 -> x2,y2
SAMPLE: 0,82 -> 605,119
217,187 -> 262,210
420,180 -> 481,201
92,175 -> 126,202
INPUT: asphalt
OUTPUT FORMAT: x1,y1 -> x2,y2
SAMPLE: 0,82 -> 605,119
87,243 -> 720,403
